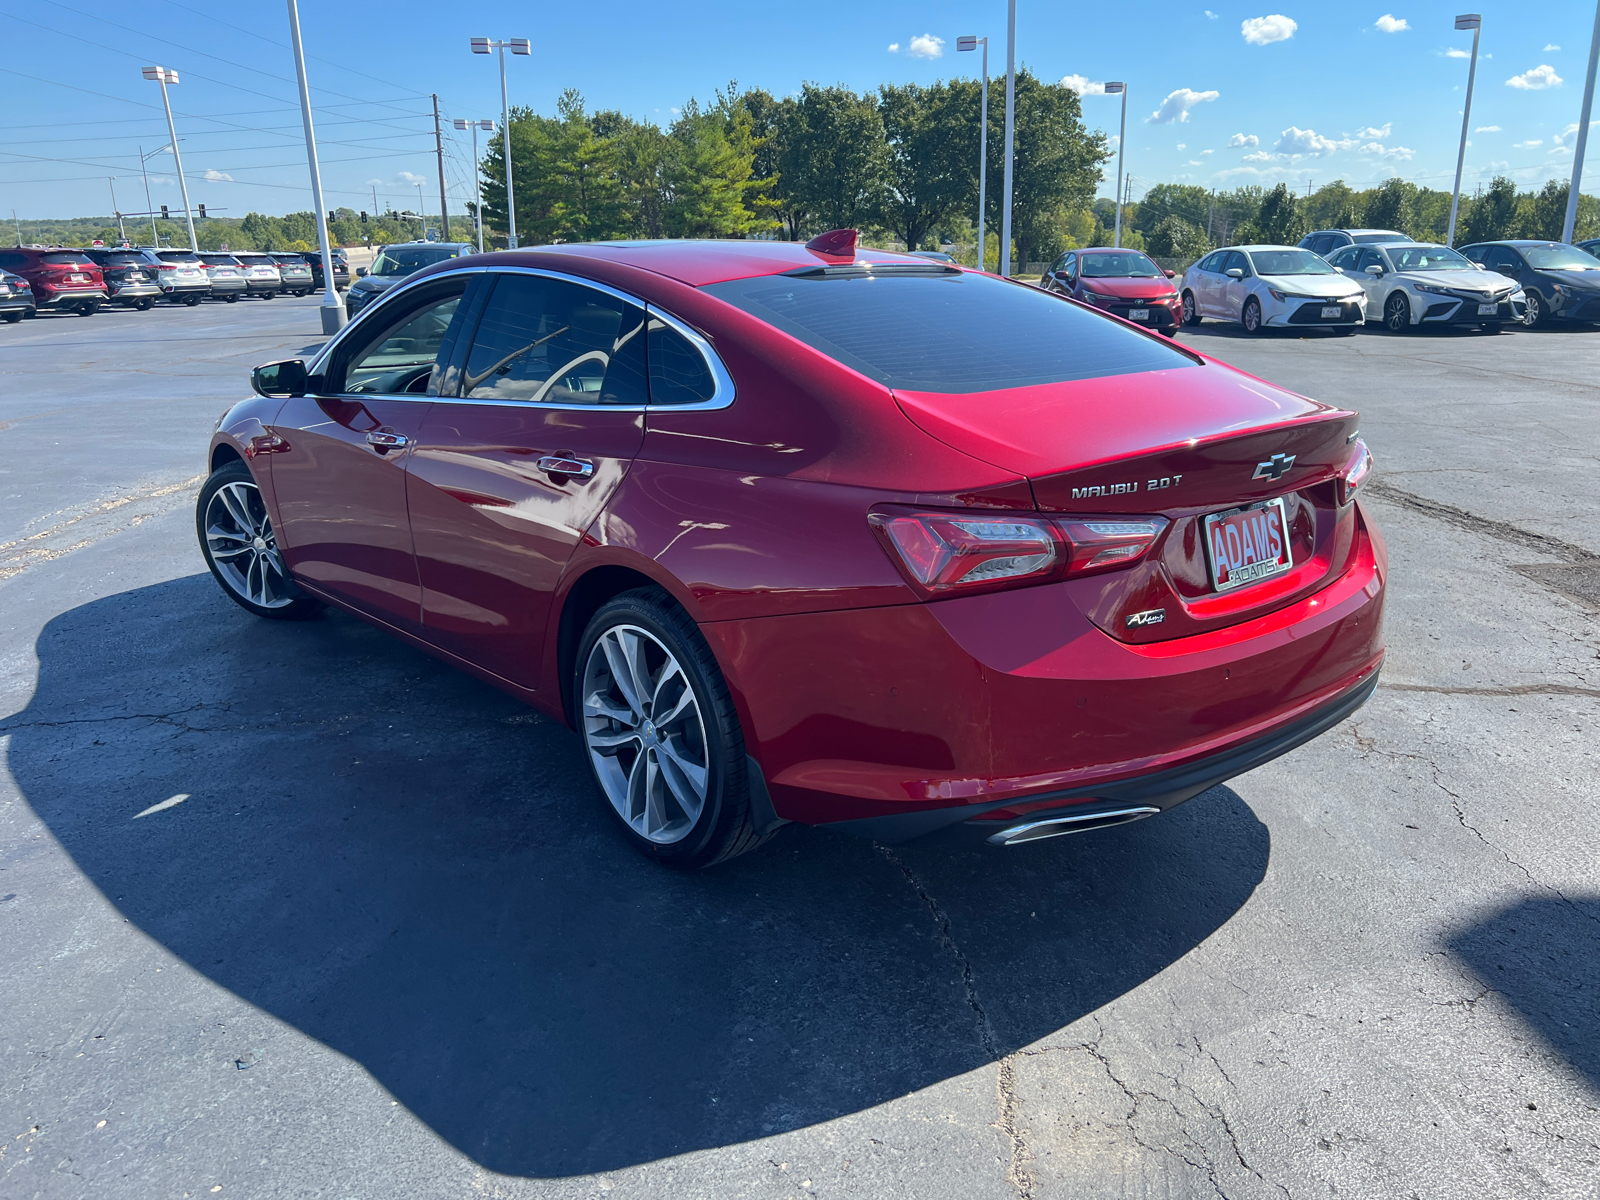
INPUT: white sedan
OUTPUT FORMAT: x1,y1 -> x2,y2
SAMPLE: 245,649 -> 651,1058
1180,245 -> 1368,335
1326,242 -> 1525,332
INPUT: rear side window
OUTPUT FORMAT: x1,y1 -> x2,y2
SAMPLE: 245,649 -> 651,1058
0,252 -> 25,268
461,273 -> 648,406
42,252 -> 93,265
703,270 -> 1192,394
648,318 -> 715,405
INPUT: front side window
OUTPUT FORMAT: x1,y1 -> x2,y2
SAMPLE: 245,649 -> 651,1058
1223,251 -> 1251,276
1246,249 -> 1334,276
1328,247 -> 1360,271
461,274 -> 648,406
342,286 -> 467,395
1482,247 -> 1520,272
703,269 -> 1192,394
1355,249 -> 1384,274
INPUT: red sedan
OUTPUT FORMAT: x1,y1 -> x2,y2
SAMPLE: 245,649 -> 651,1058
199,231 -> 1385,867
1040,247 -> 1184,334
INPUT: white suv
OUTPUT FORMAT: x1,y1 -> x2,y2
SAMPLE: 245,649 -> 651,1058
1327,242 -> 1525,333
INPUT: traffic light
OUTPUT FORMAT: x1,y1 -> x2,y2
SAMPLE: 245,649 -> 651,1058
327,211 -> 335,225
160,204 -> 169,220
197,203 -> 206,219
359,210 -> 368,224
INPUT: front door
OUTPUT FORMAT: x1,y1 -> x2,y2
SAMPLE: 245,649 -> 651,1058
405,270 -> 649,694
1220,251 -> 1252,319
268,278 -> 471,633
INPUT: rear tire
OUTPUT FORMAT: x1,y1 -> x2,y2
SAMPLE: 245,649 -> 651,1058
136,298 -> 154,311
184,294 -> 202,307
1181,290 -> 1201,326
3,311 -> 21,324
1241,296 -> 1264,334
76,302 -> 99,317
196,461 -> 322,621
225,293 -> 238,303
260,291 -> 275,301
574,589 -> 774,869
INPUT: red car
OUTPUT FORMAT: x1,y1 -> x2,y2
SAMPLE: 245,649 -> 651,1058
199,232 -> 1385,867
0,247 -> 108,316
1040,246 -> 1184,334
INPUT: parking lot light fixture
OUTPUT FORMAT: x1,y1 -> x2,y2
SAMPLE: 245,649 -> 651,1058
1105,83 -> 1127,248
285,0 -> 345,333
455,118 -> 496,253
141,66 -> 198,252
1562,1 -> 1600,244
957,36 -> 989,269
1447,14 -> 1482,247
1001,0 -> 1016,276
471,36 -> 530,249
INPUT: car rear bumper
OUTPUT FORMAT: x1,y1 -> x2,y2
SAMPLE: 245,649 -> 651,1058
207,277 -> 248,293
36,287 -> 108,308
244,279 -> 281,292
0,296 -> 34,313
109,283 -> 162,299
704,500 -> 1387,834
158,281 -> 210,295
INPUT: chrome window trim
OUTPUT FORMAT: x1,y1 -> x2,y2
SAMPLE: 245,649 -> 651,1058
308,263 -> 734,412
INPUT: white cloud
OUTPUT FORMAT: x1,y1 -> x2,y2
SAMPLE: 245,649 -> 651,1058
1060,73 -> 1108,96
1375,14 -> 1409,33
1204,9 -> 1219,16
1241,14 -> 1297,44
396,171 -> 427,185
1357,123 -> 1392,139
907,33 -> 944,59
1551,121 -> 1598,146
1544,43 -> 1560,51
1475,124 -> 1501,132
1549,145 -> 1572,155
887,42 -> 899,53
1513,138 -> 1543,148
1176,143 -> 1187,150
1445,47 -> 1470,58
1201,148 -> 1214,155
1148,87 -> 1219,123
1274,126 -> 1357,156
1229,132 -> 1260,147
1506,64 -> 1562,90
1242,151 -> 1277,161
1187,159 -> 1203,165
1358,142 -> 1415,161
1108,134 -> 1121,151
202,169 -> 233,182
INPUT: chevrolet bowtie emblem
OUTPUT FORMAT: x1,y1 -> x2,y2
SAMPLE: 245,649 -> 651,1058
1252,452 -> 1296,481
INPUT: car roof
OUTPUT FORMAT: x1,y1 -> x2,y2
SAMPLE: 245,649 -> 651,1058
507,238 -> 937,287
1070,246 -> 1154,254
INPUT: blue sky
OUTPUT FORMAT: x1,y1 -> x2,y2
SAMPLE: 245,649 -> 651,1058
2,1 -> 1595,220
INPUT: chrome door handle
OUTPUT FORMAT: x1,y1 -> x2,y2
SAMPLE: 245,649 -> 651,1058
366,431 -> 409,448
536,455 -> 595,479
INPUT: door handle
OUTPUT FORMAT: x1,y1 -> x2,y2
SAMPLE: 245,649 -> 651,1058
366,431 -> 409,449
536,455 -> 595,479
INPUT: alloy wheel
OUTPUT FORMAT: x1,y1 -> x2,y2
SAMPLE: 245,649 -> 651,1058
1384,294 -> 1409,333
202,481 -> 296,609
581,624 -> 710,845
1242,299 -> 1261,332
1182,292 -> 1197,324
1524,293 -> 1543,326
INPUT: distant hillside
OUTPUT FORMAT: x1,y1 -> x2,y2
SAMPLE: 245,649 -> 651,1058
8,209 -> 475,250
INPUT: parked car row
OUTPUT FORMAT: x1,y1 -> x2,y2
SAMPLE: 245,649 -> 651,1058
0,245 -> 352,319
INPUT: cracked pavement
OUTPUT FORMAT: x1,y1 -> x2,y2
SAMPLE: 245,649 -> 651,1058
1,299 -> 1597,1199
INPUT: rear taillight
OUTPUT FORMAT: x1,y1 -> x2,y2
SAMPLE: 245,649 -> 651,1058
1336,438 -> 1372,506
870,508 -> 1166,597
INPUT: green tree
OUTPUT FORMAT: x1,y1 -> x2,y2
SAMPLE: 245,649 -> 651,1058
1304,180 -> 1361,231
1146,214 -> 1210,261
1133,184 -> 1212,238
1459,176 -> 1519,243
783,83 -> 889,233
1363,178 -> 1418,237
663,87 -> 776,238
875,80 -> 977,252
1255,183 -> 1303,244
1525,179 -> 1572,241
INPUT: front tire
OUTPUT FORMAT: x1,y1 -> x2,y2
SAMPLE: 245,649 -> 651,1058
1181,290 -> 1201,326
1333,324 -> 1359,336
1383,292 -> 1411,333
1523,291 -> 1546,327
575,589 -> 772,869
196,461 -> 322,620
1241,296 -> 1264,334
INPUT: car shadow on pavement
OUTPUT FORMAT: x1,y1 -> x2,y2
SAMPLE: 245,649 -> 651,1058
1447,896 -> 1600,1090
5,575 -> 1272,1178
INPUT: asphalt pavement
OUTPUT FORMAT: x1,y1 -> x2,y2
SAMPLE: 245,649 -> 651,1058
1,296 -> 1596,1199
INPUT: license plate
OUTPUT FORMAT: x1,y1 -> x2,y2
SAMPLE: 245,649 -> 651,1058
69,273 -> 88,282
1127,308 -> 1149,320
1204,498 -> 1291,593
1321,305 -> 1343,318
1477,302 -> 1498,315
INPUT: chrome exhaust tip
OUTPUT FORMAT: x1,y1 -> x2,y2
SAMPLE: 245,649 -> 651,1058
986,805 -> 1162,846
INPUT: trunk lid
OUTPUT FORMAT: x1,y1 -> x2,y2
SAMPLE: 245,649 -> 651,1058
893,361 -> 1362,643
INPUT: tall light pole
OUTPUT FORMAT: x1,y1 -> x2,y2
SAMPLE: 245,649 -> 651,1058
1447,14 -> 1482,247
957,36 -> 989,269
285,0 -> 345,333
1000,0 -> 1016,276
471,36 -> 530,249
108,177 -> 126,242
416,182 -> 427,237
141,66 -> 197,251
455,118 -> 495,254
1563,0 -> 1600,243
1105,82 -> 1127,247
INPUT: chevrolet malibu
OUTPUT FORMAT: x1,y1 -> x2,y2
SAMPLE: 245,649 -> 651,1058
198,232 -> 1386,868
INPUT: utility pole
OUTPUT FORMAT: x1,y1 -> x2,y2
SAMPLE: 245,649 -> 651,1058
1207,191 -> 1215,243
416,182 -> 427,237
108,178 -> 126,241
1563,0 -> 1600,243
285,0 -> 345,333
1447,14 -> 1482,247
12,210 -> 21,247
433,94 -> 450,245
139,145 -> 159,246
1000,0 -> 1016,276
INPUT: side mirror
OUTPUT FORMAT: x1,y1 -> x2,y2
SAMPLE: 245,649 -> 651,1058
1365,265 -> 1384,276
1164,269 -> 1176,278
1225,268 -> 1244,280
252,358 -> 308,398
355,266 -> 368,277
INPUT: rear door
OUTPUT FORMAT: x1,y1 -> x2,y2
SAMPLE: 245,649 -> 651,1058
404,269 -> 650,693
267,275 -> 472,633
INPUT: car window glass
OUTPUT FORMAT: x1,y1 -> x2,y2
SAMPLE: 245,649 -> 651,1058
1355,249 -> 1382,272
42,252 -> 94,265
1079,251 -> 1163,278
343,290 -> 466,396
370,246 -> 463,277
648,318 -> 715,406
703,270 -> 1194,394
1328,247 -> 1359,270
1523,244 -> 1600,269
1223,251 -> 1249,275
1483,247 -> 1517,271
1247,249 -> 1334,276
461,273 -> 649,406
1388,245 -> 1474,271
156,251 -> 200,263
0,252 -> 25,268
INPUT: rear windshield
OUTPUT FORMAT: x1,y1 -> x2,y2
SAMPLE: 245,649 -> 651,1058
234,255 -> 273,264
1078,251 -> 1163,278
272,255 -> 308,264
703,270 -> 1194,394
156,251 -> 202,263
1351,231 -> 1405,244
203,255 -> 240,265
42,252 -> 94,265
99,254 -> 144,265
